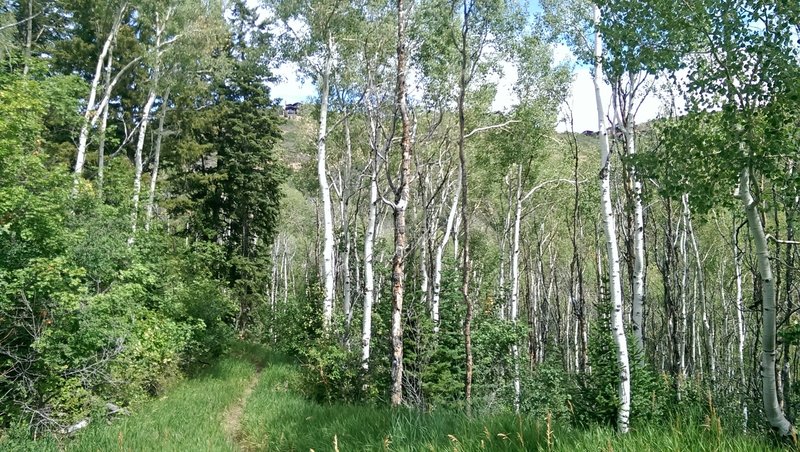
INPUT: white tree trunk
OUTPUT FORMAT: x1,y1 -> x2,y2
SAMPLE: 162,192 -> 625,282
390,0 -> 412,406
738,168 -> 793,436
317,37 -> 335,332
362,156 -> 378,372
510,165 -> 523,413
679,194 -> 689,386
627,129 -> 645,353
341,115 -> 354,333
129,87 -> 157,244
145,88 -> 170,230
362,63 -> 382,373
74,8 -> 124,187
612,73 -> 646,354
733,222 -> 748,428
97,48 -> 113,197
687,206 -> 715,387
431,187 -> 459,334
593,4 -> 630,433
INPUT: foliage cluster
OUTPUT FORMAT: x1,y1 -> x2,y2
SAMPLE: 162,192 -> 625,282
0,0 -> 284,438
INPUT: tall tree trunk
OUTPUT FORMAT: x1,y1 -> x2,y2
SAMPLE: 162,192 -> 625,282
568,129 -> 587,372
145,88 -> 170,230
432,188 -> 459,333
97,48 -> 113,198
679,195 -> 689,384
626,118 -> 646,355
390,0 -> 412,407
782,163 -> 797,420
738,168 -> 793,436
22,0 -> 32,76
317,35 -> 335,331
459,64 -> 474,417
362,151 -> 378,373
341,114 -> 354,334
612,73 -> 646,354
74,7 -> 125,189
457,0 -> 474,416
593,4 -> 630,433
510,165 -> 523,412
686,206 -> 715,388
129,86 -> 158,244
362,61 -> 382,374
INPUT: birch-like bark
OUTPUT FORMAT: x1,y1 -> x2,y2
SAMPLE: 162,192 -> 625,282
74,7 -> 125,188
22,0 -> 32,76
737,168 -> 793,436
458,3 -> 474,416
782,187 -> 797,419
499,173 -> 514,320
361,60 -> 383,373
593,4 -> 630,433
733,222 -> 748,427
317,35 -> 335,332
129,87 -> 157,243
129,11 -> 165,243
362,151 -> 378,372
626,117 -> 645,354
612,73 -> 646,354
145,88 -> 170,230
679,195 -> 689,385
432,188 -> 459,333
390,0 -> 412,407
97,48 -> 113,197
341,114 -> 354,332
510,165 -> 523,412
686,206 -> 715,387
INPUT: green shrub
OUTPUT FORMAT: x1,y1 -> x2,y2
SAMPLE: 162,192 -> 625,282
520,357 -> 576,421
299,338 -> 363,403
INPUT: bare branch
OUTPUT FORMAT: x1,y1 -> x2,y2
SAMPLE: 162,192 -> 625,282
463,119 -> 520,139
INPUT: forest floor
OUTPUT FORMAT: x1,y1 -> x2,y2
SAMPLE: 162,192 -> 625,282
12,343 -> 791,451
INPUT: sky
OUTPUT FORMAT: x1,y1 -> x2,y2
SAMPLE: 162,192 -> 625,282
268,47 -> 671,134
264,0 -> 674,135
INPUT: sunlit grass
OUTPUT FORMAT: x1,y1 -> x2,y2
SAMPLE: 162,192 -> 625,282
239,356 -> 786,452
61,343 -> 266,452
6,343 -> 789,452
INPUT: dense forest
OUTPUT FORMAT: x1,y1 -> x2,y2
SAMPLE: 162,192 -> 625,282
1,0 -> 800,450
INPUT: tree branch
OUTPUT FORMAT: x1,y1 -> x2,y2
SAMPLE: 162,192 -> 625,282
463,119 -> 520,139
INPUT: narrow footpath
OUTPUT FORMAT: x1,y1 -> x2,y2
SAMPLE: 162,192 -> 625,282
223,366 -> 263,451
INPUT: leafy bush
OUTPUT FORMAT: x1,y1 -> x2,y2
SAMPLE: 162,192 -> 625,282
520,357 -> 576,421
299,338 -> 363,403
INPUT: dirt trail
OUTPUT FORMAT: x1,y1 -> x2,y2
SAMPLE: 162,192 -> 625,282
223,367 -> 262,451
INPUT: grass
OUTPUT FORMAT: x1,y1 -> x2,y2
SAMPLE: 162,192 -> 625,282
60,343 -> 265,452
239,353 -> 789,452
4,343 -> 792,451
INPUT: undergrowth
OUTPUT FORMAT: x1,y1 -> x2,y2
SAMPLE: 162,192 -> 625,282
3,343 -> 791,451
239,350 -> 789,452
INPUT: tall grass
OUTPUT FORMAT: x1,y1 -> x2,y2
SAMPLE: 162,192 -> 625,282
239,355 -> 788,452
4,344 -> 790,451
58,343 -> 264,452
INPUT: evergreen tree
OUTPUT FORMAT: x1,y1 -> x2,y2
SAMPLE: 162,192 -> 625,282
170,0 -> 284,332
